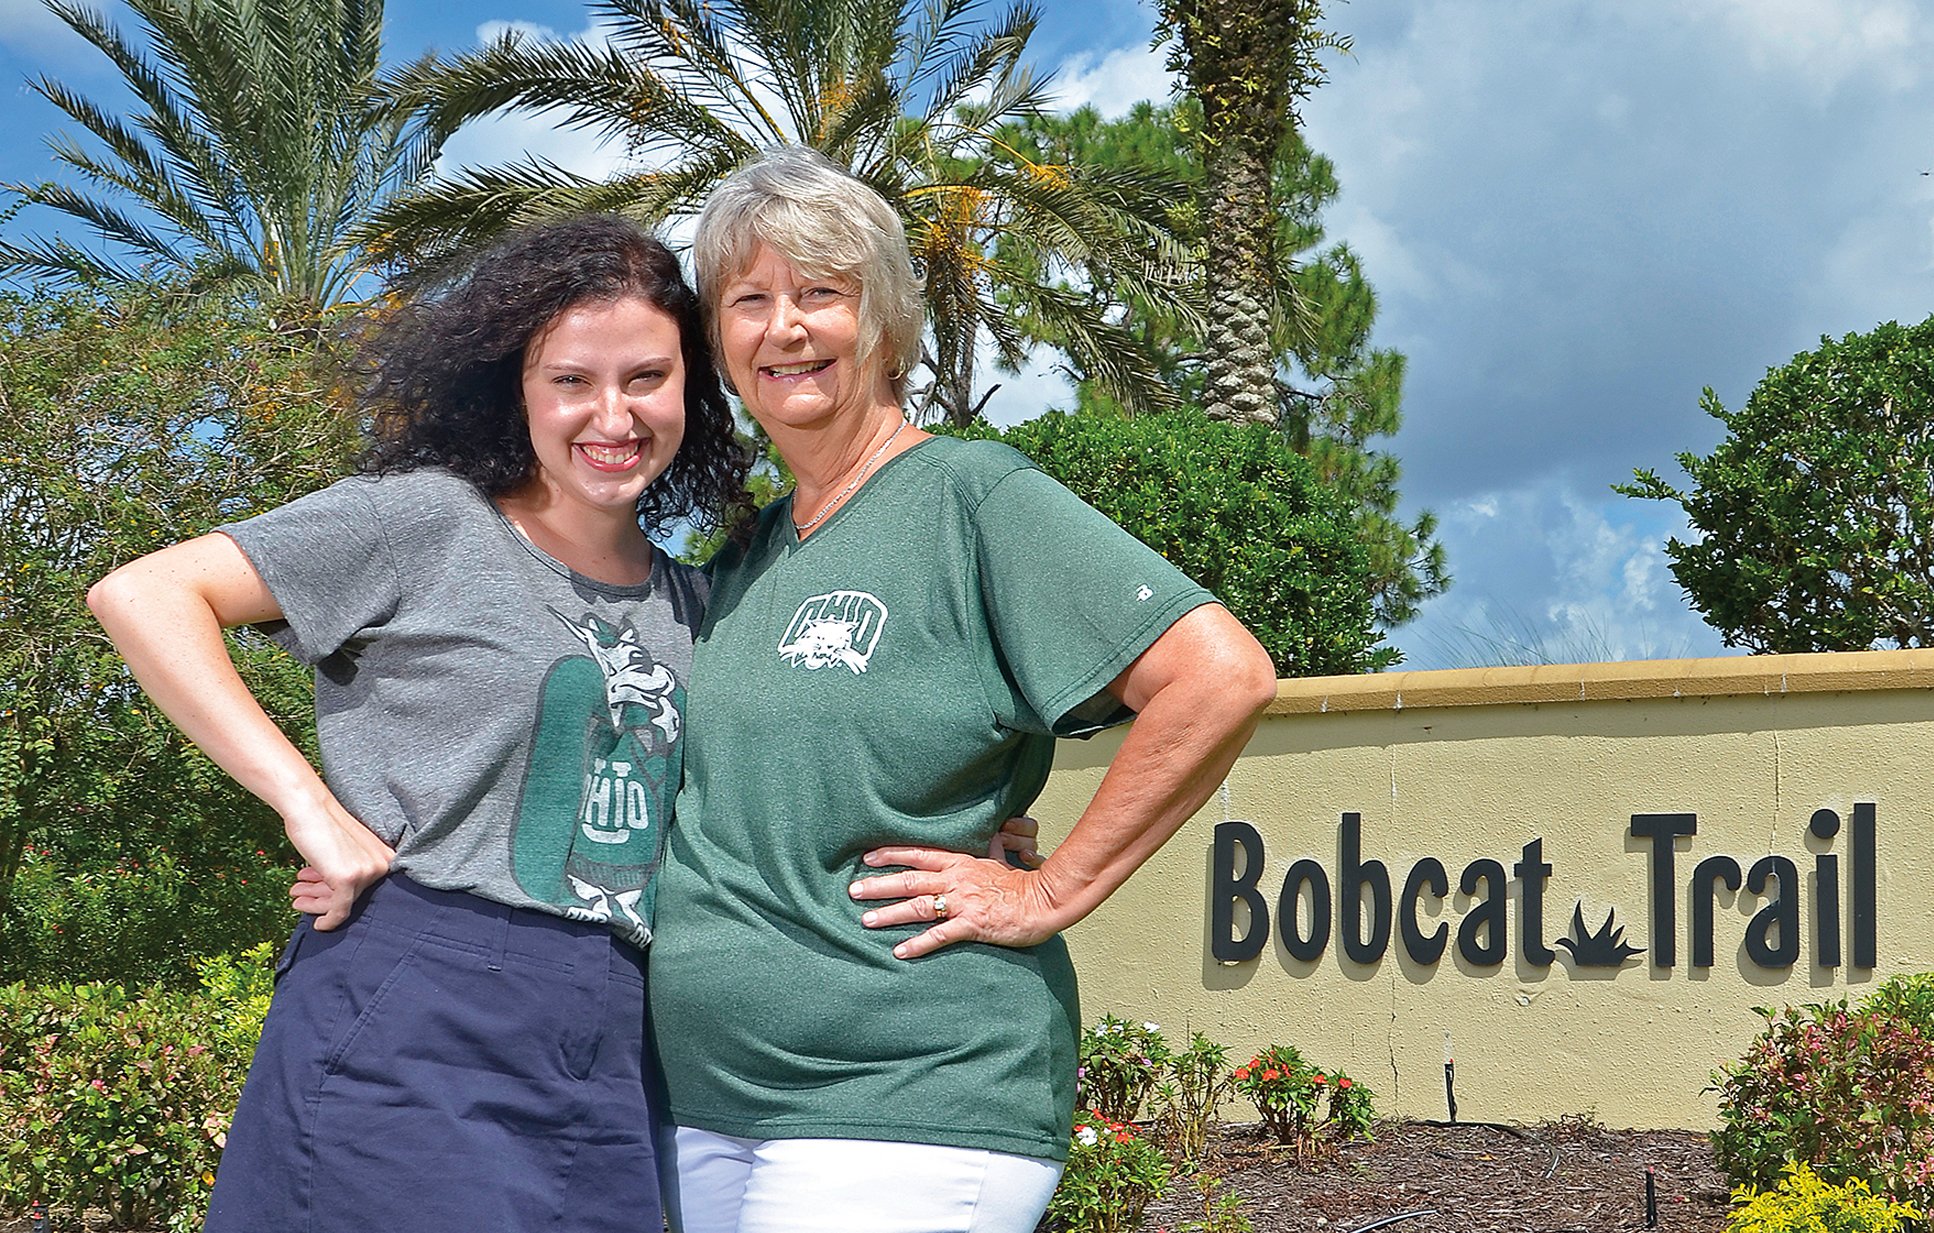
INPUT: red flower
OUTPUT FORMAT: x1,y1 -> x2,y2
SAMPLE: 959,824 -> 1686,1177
1313,1073 -> 1328,1085
1234,1067 -> 1251,1080
1338,1077 -> 1353,1090
1261,1069 -> 1281,1081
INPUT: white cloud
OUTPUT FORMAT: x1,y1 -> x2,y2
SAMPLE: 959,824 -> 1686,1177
432,18 -> 632,182
476,20 -> 560,44
1693,0 -> 1926,97
944,345 -> 1073,430
1321,201 -> 1436,304
436,109 -> 629,182
1046,44 -> 1170,117
1395,477 -> 1727,669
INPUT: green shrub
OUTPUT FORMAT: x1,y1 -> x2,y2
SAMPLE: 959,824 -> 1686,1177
951,408 -> 1397,675
1231,1044 -> 1323,1148
1711,1000 -> 1934,1209
1322,1067 -> 1376,1143
1863,971 -> 1934,1037
1727,1163 -> 1919,1233
1152,1030 -> 1231,1163
2,844 -> 293,988
0,947 -> 273,1232
1077,1015 -> 1171,1124
1043,1110 -> 1172,1233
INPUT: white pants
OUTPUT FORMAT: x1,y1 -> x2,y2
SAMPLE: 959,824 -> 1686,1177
662,1126 -> 1065,1233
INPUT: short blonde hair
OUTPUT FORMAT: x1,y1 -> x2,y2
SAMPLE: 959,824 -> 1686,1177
693,146 -> 924,398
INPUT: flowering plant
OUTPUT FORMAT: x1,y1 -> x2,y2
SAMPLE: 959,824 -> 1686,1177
1726,1163 -> 1919,1233
1044,1110 -> 1171,1233
1323,1067 -> 1376,1142
0,953 -> 272,1233
1077,1015 -> 1171,1123
1711,998 -> 1934,1210
1231,1044 -> 1323,1148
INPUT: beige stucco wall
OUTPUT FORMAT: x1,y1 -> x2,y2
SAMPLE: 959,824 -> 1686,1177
1038,649 -> 1934,1130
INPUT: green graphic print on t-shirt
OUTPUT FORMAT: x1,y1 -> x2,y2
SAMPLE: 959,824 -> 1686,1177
511,607 -> 683,937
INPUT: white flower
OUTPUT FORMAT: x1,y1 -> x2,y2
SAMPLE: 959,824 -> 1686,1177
1075,1126 -> 1099,1147
1142,1021 -> 1160,1033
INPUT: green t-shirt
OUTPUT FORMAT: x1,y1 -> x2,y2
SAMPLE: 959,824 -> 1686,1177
649,436 -> 1214,1160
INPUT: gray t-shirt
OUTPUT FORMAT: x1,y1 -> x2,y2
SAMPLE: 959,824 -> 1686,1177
221,468 -> 704,947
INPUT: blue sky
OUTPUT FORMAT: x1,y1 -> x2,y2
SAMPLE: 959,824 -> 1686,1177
5,0 -> 1932,669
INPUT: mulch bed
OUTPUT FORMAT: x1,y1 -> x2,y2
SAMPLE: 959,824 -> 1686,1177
1140,1118 -> 1732,1233
4,1119 -> 1732,1233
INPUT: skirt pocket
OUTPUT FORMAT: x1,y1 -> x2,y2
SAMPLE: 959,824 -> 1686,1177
318,925 -> 427,1079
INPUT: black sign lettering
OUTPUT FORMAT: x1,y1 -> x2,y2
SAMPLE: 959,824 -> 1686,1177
1340,812 -> 1393,964
1400,858 -> 1450,965
1630,813 -> 1698,967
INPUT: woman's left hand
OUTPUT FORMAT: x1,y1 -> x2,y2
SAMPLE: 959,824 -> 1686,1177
989,814 -> 1046,869
849,846 -> 1067,959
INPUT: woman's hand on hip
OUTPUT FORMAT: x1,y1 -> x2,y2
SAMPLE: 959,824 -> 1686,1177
849,845 -> 1068,959
283,799 -> 394,931
988,814 -> 1046,869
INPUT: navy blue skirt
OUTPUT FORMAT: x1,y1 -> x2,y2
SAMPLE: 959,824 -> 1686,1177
206,874 -> 661,1233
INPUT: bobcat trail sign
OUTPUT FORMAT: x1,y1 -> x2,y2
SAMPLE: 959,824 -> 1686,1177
1036,651 -> 1934,1127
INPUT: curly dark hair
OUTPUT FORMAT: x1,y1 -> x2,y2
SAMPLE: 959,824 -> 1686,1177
360,215 -> 753,539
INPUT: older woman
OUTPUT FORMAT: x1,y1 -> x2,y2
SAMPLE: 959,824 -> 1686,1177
648,146 -> 1278,1233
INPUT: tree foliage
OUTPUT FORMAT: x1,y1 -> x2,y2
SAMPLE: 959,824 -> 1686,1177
0,280 -> 361,983
1620,318 -> 1934,653
0,0 -> 448,308
953,409 -> 1396,675
1004,101 -> 1446,626
367,0 -> 1188,423
1154,0 -> 1346,426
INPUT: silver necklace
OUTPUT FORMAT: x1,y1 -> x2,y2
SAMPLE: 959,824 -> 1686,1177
793,419 -> 908,533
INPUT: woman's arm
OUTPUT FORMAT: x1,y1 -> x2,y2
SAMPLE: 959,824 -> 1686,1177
849,602 -> 1276,958
87,533 -> 393,930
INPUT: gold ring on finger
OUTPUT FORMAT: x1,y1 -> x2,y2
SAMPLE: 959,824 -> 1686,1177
932,893 -> 949,920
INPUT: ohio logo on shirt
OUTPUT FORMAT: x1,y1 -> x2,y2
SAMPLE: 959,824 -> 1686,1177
511,609 -> 684,937
777,590 -> 888,674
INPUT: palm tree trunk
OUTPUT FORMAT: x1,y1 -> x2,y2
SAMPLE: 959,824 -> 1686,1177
1200,150 -> 1280,425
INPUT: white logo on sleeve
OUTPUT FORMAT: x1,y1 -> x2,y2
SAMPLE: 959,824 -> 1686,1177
1136,584 -> 1154,602
778,590 -> 889,674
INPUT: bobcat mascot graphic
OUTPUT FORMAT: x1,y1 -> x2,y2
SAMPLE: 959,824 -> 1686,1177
510,610 -> 683,935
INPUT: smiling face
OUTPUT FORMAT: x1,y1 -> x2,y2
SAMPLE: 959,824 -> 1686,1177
519,294 -> 687,521
716,243 -> 892,436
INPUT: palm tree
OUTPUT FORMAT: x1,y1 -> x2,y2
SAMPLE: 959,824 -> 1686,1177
1156,0 -> 1346,425
370,0 -> 1190,424
0,0 -> 449,309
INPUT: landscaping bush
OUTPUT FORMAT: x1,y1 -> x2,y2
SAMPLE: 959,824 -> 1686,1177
1231,1045 -> 1323,1149
1044,1110 -> 1172,1233
2,844 -> 293,990
1726,1163 -> 1920,1233
1230,1046 -> 1377,1153
1711,999 -> 1934,1209
1077,1015 -> 1172,1123
1152,1030 -> 1232,1163
0,945 -> 274,1232
1324,1067 -> 1376,1143
948,408 -> 1397,675
1864,971 -> 1934,1037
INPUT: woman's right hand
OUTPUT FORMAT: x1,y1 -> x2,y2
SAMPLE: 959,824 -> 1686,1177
90,533 -> 394,930
283,801 -> 394,930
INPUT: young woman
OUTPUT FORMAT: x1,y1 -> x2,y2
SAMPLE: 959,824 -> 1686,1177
88,216 -> 750,1233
